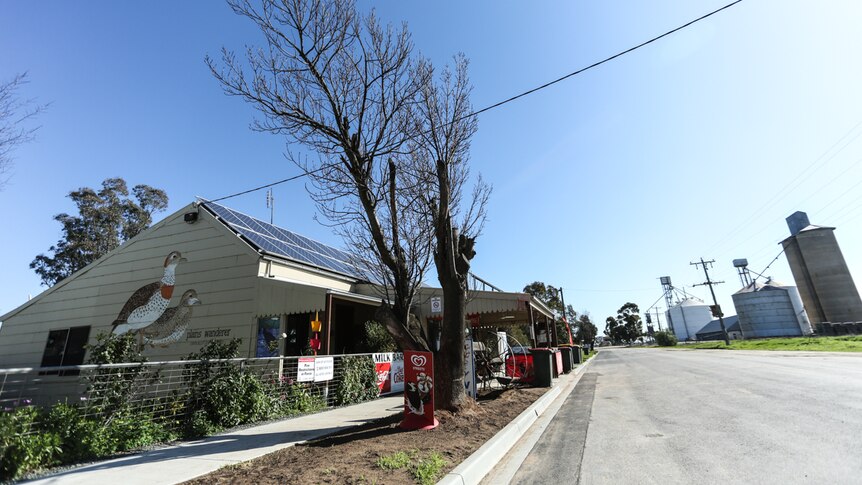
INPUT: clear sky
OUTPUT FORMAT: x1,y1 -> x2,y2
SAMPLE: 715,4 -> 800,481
2,1 -> 862,331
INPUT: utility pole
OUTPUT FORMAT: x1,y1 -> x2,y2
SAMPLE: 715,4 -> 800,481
559,287 -> 574,345
656,308 -> 663,332
691,258 -> 729,345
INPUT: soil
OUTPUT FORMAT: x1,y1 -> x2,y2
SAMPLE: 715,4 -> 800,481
183,386 -> 547,485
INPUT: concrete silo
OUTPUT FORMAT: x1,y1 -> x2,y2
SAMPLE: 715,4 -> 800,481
732,279 -> 812,338
666,298 -> 713,341
780,211 -> 862,323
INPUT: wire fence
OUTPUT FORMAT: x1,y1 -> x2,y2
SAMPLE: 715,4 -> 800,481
0,352 -> 404,435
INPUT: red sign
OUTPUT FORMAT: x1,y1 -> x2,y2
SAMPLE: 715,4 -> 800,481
400,350 -> 438,430
375,361 -> 391,393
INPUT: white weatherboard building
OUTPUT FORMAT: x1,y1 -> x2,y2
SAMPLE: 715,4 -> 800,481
0,200 -> 554,405
666,297 -> 713,341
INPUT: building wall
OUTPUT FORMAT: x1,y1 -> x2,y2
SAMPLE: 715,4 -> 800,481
782,228 -> 862,323
0,203 -> 261,369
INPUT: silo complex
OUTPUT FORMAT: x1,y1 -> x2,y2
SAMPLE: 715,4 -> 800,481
780,211 -> 862,323
666,298 -> 713,341
732,280 -> 812,337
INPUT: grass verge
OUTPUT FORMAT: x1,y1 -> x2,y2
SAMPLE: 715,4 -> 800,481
683,335 -> 862,352
376,450 -> 447,485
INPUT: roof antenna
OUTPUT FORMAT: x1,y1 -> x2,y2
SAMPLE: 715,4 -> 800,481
266,189 -> 274,224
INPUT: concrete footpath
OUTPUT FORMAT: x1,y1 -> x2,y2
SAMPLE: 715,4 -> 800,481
23,356 -> 596,485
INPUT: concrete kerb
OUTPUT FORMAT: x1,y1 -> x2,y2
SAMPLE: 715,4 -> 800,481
437,355 -> 596,485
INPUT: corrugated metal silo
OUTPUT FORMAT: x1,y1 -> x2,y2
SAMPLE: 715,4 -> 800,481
666,298 -> 713,341
732,279 -> 812,338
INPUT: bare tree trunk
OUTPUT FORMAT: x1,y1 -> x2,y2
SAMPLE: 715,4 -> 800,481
434,273 -> 468,410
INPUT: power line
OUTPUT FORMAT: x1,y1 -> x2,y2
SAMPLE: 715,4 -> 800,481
206,167 -> 324,203
464,0 -> 744,121
207,0 -> 745,203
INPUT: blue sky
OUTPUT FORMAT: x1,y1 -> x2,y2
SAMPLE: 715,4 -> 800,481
2,0 -> 862,329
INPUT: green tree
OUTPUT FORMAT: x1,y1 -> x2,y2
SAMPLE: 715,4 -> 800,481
523,281 -> 577,343
606,302 -> 642,344
30,178 -> 168,286
576,313 -> 598,344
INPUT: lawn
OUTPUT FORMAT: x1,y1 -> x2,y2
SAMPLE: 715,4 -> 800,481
682,335 -> 862,352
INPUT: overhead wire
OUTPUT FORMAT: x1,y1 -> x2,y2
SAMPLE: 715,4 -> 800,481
206,0 -> 745,203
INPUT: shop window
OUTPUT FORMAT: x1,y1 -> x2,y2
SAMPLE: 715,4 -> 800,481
256,317 -> 282,358
40,326 -> 91,376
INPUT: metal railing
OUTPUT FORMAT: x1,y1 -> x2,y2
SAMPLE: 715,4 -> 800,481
1,352 -> 402,434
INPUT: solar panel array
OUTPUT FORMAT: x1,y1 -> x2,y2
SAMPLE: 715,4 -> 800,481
203,201 -> 363,278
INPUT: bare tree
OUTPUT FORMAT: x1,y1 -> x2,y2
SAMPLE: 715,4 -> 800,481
0,72 -> 45,190
411,55 -> 491,409
207,0 -> 433,351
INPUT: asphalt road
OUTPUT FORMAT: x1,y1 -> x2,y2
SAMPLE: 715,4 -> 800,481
508,347 -> 862,485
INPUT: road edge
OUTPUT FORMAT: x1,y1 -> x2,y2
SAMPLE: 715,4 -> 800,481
437,354 -> 597,485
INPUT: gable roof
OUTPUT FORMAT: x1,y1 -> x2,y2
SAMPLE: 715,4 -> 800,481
1,202 -> 213,322
199,201 -> 363,280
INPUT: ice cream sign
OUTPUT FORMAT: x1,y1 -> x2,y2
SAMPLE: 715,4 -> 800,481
400,350 -> 438,430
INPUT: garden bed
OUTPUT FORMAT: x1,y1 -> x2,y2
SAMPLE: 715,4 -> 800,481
183,386 -> 547,485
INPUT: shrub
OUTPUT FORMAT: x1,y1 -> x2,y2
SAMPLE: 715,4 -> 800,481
361,320 -> 397,352
333,355 -> 379,406
654,331 -> 678,347
0,406 -> 60,481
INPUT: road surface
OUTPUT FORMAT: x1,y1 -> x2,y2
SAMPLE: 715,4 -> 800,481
505,347 -> 862,484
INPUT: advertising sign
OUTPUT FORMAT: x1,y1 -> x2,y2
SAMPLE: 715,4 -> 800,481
374,353 -> 405,394
297,357 -> 315,382
401,350 -> 438,430
314,356 -> 334,382
464,337 -> 476,399
374,353 -> 393,393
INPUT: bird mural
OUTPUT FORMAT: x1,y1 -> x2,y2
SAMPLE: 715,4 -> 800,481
141,289 -> 201,347
111,251 -> 187,335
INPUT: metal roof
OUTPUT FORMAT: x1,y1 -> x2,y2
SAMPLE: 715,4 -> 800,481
201,201 -> 364,279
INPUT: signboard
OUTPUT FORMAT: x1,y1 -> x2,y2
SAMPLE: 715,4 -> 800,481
297,357 -> 315,382
314,356 -> 334,382
400,350 -> 438,430
430,297 -> 442,314
374,353 -> 393,393
390,353 -> 404,393
464,337 -> 476,399
373,353 -> 405,395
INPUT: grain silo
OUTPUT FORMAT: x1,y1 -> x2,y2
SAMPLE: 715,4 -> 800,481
666,298 -> 713,341
780,211 -> 862,323
732,279 -> 812,338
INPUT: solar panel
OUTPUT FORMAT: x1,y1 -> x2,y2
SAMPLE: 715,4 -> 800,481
202,201 -> 363,279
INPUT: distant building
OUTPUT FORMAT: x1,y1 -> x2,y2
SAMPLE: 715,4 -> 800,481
780,211 -> 862,323
695,315 -> 743,341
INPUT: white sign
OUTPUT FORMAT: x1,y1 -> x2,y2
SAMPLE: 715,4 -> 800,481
431,297 -> 442,313
390,353 -> 404,393
314,356 -> 335,382
464,337 -> 476,398
297,357 -> 315,382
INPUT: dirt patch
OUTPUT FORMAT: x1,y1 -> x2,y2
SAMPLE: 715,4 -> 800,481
183,386 -> 547,485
